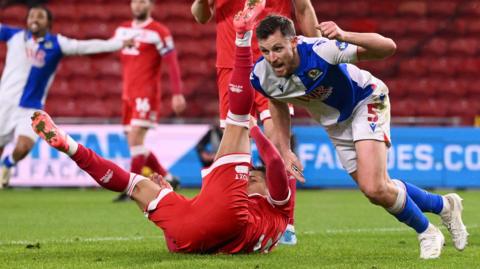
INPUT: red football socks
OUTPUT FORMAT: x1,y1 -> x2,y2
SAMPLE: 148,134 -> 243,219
227,46 -> 254,127
71,144 -> 130,192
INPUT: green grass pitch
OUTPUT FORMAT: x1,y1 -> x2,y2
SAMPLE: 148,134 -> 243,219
1,189 -> 479,269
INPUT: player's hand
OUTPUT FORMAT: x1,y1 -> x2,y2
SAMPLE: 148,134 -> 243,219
122,38 -> 135,48
282,150 -> 305,183
171,94 -> 186,115
316,21 -> 347,41
249,117 -> 258,129
150,173 -> 173,190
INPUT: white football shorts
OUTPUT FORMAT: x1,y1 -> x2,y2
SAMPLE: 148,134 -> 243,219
0,103 -> 38,147
325,79 -> 391,174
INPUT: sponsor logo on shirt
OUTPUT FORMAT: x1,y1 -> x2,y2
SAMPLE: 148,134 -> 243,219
229,84 -> 243,93
296,85 -> 333,102
235,165 -> 249,180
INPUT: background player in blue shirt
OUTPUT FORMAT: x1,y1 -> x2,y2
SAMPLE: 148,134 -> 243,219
250,14 -> 468,259
0,5 -> 132,187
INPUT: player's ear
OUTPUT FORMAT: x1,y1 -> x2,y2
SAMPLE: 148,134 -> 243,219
290,36 -> 298,50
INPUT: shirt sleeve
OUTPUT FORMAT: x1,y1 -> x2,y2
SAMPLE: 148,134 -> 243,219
250,69 -> 269,98
156,27 -> 175,56
312,38 -> 358,65
57,34 -> 123,56
0,24 -> 22,42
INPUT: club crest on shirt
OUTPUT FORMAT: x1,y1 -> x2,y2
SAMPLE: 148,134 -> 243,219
307,69 -> 322,81
335,41 -> 348,51
44,41 -> 53,49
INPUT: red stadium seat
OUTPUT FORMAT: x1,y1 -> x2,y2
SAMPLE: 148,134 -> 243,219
397,1 -> 427,17
79,23 -> 113,39
45,98 -> 81,117
338,1 -> 369,17
312,2 -> 339,18
435,79 -> 467,99
2,5 -> 27,21
390,99 -> 416,117
406,19 -> 440,36
109,4 -> 132,21
98,78 -> 123,98
399,58 -> 428,77
458,1 -> 480,16
92,59 -> 122,77
396,38 -> 418,55
61,57 -> 94,78
456,59 -> 480,77
427,57 -> 462,77
377,19 -> 407,37
447,38 -> 478,56
76,4 -> 112,21
54,23 -> 83,39
77,98 -> 112,117
422,38 -> 448,56
369,2 -> 398,17
412,78 -> 438,98
415,99 -> 448,117
427,1 -> 458,17
384,79 -> 409,99
47,4 -> 77,20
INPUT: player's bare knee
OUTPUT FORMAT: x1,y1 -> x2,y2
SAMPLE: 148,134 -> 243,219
359,181 -> 389,205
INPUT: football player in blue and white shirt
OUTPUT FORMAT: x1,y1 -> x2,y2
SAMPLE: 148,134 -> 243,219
249,15 -> 468,259
0,5 -> 132,187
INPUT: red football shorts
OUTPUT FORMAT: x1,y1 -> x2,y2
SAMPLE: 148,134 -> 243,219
146,153 -> 252,253
217,68 -> 270,128
121,96 -> 159,129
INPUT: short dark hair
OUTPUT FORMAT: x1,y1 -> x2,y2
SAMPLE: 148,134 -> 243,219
251,166 -> 266,174
27,5 -> 53,29
256,14 -> 296,40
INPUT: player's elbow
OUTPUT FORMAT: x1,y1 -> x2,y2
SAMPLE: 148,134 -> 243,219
191,9 -> 211,24
384,38 -> 397,57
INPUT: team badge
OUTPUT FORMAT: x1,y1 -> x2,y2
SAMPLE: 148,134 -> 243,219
44,41 -> 53,49
307,69 -> 322,80
335,41 -> 348,51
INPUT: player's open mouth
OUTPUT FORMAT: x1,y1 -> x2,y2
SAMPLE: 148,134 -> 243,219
273,64 -> 284,73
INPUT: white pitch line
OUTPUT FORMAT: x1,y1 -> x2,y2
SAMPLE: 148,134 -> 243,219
302,224 -> 479,235
0,235 -> 165,246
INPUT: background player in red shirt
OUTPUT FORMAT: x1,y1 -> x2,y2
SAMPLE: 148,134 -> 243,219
113,0 -> 186,201
30,3 -> 293,253
191,0 -> 320,245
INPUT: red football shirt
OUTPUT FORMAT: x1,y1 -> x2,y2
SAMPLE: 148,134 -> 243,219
114,19 -> 175,100
220,194 -> 293,253
214,0 -> 293,68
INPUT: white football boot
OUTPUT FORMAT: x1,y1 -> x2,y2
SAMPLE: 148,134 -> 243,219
418,224 -> 444,259
440,193 -> 469,251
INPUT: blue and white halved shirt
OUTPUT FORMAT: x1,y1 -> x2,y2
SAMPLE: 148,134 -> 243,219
251,36 -> 381,127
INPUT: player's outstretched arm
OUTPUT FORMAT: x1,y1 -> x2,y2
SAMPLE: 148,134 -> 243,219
57,35 -> 130,56
250,126 -> 290,201
191,0 -> 214,24
269,99 -> 304,182
317,21 -> 397,61
293,0 -> 322,37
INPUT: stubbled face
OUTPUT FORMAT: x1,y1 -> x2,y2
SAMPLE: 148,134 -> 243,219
247,170 -> 267,195
258,30 -> 299,77
131,0 -> 152,21
27,8 -> 49,37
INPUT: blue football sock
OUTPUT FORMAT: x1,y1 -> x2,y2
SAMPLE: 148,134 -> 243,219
2,155 -> 15,168
393,179 -> 443,214
393,195 -> 430,233
388,184 -> 429,234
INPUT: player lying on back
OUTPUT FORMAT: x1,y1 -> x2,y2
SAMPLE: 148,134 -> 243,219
30,1 -> 294,254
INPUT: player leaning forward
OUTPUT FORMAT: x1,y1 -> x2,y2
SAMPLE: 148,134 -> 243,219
30,3 -> 295,254
250,15 -> 468,259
